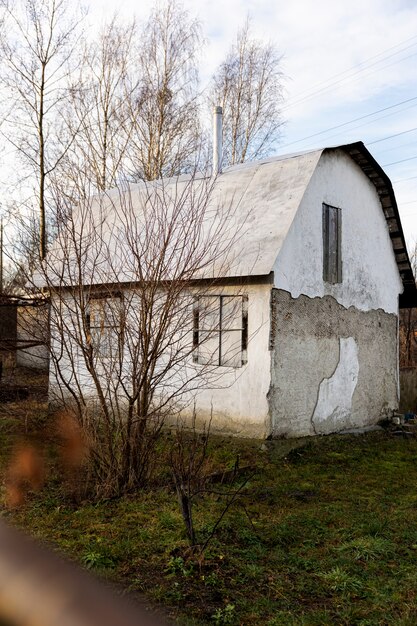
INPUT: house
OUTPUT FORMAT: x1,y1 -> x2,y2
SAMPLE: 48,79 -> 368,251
40,137 -> 416,439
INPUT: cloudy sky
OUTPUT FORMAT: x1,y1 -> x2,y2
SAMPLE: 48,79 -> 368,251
87,0 -> 417,246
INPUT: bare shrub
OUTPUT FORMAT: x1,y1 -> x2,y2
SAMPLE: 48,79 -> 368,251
170,413 -> 212,547
31,168 -> 244,497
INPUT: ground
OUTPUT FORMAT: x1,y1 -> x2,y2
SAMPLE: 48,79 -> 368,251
1,369 -> 417,624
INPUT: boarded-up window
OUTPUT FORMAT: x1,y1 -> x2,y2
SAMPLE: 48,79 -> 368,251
323,203 -> 342,284
87,296 -> 122,358
193,295 -> 248,368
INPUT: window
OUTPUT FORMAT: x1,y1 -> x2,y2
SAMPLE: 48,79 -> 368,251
87,296 -> 122,358
322,203 -> 342,284
193,295 -> 248,368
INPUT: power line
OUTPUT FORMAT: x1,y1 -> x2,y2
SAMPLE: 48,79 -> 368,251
393,176 -> 417,183
284,35 -> 417,110
383,155 -> 417,167
281,95 -> 417,149
374,139 -> 417,156
368,127 -> 417,145
286,51 -> 417,112
299,101 -> 417,150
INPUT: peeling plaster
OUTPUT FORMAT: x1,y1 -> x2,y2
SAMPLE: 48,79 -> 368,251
270,289 -> 398,438
312,337 -> 359,433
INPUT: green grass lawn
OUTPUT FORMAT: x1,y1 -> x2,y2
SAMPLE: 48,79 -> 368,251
1,396 -> 417,625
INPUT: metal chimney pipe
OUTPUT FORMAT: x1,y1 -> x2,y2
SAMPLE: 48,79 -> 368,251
213,105 -> 223,175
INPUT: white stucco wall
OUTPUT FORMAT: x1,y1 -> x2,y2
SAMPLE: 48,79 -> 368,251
49,282 -> 272,439
184,283 -> 272,438
273,149 -> 403,315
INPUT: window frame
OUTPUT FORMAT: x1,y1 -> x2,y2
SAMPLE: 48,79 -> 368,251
193,294 -> 248,368
322,202 -> 342,284
86,293 -> 123,358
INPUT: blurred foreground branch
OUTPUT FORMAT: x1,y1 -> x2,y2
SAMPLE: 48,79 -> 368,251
0,520 -> 168,626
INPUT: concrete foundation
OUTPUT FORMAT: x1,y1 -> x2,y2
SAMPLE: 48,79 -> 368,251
269,289 -> 398,437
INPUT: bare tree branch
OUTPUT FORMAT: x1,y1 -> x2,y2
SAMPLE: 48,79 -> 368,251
210,18 -> 284,167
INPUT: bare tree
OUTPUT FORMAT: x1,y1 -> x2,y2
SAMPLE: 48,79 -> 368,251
61,15 -> 136,196
210,18 -> 284,167
125,0 -> 203,181
0,0 -> 84,260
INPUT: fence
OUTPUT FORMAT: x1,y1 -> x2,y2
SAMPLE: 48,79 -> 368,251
399,367 -> 417,414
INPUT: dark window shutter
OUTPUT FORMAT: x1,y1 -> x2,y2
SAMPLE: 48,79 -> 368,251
323,203 -> 342,284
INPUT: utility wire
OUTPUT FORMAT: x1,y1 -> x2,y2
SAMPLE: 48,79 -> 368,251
393,176 -> 417,183
281,95 -> 417,149
285,50 -> 417,111
284,34 -> 417,109
383,155 -> 417,167
373,139 -> 417,156
368,127 -> 417,145
284,35 -> 417,105
299,102 -> 417,150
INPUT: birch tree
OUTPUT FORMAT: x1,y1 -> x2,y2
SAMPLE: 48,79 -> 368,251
0,0 -> 84,259
210,19 -> 284,167
125,0 -> 203,181
61,16 -> 136,196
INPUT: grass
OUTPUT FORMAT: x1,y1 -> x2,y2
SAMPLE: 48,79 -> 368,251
2,384 -> 417,623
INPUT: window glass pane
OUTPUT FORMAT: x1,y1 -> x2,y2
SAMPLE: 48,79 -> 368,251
198,296 -> 220,331
195,295 -> 246,368
90,299 -> 104,329
103,297 -> 122,326
220,330 -> 242,367
222,296 -> 242,330
99,327 -> 119,358
90,326 -> 101,348
198,330 -> 220,365
89,297 -> 121,358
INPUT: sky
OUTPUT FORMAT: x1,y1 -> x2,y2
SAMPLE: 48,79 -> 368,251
85,0 -> 417,249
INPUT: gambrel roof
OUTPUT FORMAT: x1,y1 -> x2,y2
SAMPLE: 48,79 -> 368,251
41,141 -> 416,307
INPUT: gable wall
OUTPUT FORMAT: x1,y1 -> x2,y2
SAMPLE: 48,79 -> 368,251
273,149 -> 402,314
269,149 -> 401,436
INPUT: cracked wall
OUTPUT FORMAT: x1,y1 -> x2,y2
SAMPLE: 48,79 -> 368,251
269,289 -> 398,437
